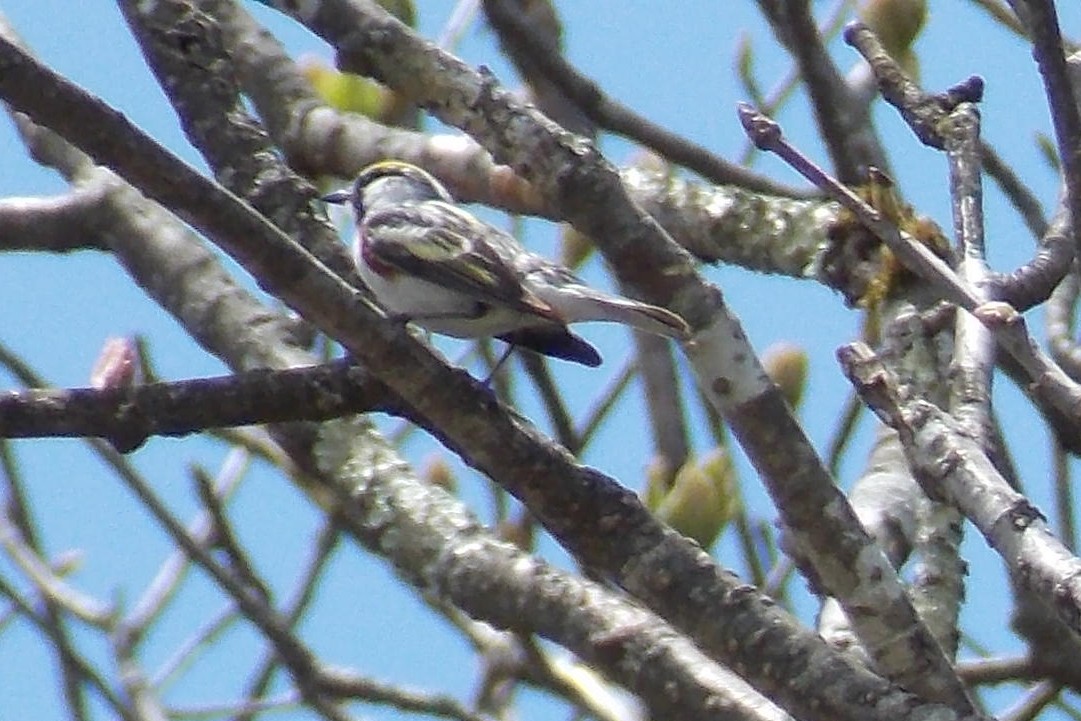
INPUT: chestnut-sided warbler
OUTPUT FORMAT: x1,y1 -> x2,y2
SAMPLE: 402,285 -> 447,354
322,160 -> 689,366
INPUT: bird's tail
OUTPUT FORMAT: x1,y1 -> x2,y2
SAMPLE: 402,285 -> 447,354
535,284 -> 690,339
498,327 -> 603,367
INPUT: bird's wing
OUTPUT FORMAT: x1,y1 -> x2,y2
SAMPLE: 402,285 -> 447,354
362,202 -> 561,320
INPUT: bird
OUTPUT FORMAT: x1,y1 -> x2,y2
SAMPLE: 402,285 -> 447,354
322,160 -> 690,368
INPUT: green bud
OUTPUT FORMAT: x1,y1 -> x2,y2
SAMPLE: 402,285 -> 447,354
762,343 -> 809,410
654,450 -> 735,549
860,0 -> 927,62
301,56 -> 391,119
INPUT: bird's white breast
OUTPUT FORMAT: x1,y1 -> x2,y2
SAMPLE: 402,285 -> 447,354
354,239 -> 537,338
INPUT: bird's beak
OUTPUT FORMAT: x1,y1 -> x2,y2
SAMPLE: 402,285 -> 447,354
320,189 -> 352,205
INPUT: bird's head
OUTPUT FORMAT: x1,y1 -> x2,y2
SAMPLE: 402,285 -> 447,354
322,160 -> 453,219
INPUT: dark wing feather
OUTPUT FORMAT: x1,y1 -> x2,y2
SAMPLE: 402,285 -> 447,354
363,202 -> 559,320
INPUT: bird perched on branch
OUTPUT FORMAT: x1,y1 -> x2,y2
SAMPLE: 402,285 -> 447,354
323,160 -> 689,368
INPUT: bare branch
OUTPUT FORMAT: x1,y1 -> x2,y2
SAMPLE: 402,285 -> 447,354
0,360 -> 390,450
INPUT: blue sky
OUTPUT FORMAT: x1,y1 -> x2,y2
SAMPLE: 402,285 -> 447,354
2,2 -> 1080,719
